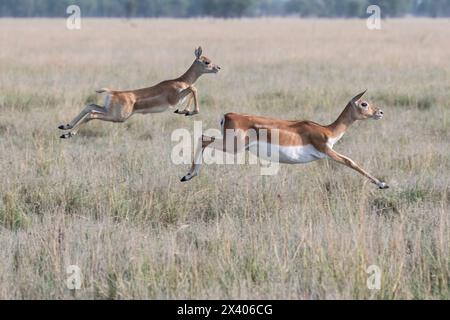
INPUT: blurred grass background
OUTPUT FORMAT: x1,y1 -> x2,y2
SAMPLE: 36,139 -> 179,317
0,18 -> 448,299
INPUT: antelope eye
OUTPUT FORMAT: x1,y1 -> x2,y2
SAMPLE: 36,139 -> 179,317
361,102 -> 368,108
204,61 -> 210,65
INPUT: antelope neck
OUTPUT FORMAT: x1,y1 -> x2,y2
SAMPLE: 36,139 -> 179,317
327,104 -> 356,137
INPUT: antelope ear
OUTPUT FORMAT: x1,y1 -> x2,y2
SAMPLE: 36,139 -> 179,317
351,90 -> 367,103
195,46 -> 203,59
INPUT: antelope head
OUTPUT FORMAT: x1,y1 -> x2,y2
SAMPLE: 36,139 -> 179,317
193,46 -> 221,74
349,90 -> 384,121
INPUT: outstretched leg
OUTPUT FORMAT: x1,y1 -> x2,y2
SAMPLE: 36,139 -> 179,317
324,148 -> 389,189
181,133 -> 247,182
58,104 -> 104,130
60,111 -> 123,139
181,135 -> 215,182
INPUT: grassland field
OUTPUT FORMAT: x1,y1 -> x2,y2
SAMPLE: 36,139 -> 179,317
0,18 -> 449,299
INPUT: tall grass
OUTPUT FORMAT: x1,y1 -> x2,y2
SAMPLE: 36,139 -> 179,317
0,18 -> 448,299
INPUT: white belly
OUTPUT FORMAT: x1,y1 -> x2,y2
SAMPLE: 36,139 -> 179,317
248,142 -> 326,164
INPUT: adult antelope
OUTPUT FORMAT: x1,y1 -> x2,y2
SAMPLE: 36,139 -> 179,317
58,47 -> 220,139
181,90 -> 389,189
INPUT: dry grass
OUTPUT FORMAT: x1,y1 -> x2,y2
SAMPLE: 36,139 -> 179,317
0,18 -> 449,299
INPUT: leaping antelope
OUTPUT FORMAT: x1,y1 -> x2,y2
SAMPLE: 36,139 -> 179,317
181,90 -> 389,189
58,47 -> 220,139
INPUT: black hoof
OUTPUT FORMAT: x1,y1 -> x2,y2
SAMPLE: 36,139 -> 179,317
181,174 -> 194,182
181,173 -> 196,182
378,182 -> 389,189
58,125 -> 66,130
185,112 -> 198,117
60,133 -> 72,139
175,109 -> 189,115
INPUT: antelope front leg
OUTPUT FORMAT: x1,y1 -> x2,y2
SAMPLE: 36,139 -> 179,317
174,87 -> 199,116
174,94 -> 193,115
325,148 -> 389,189
185,86 -> 199,116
